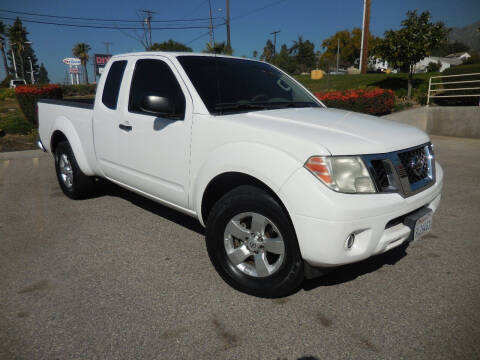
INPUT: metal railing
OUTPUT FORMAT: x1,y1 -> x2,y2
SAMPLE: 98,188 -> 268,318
427,72 -> 480,106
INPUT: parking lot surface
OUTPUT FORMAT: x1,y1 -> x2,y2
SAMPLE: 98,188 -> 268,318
1,135 -> 479,359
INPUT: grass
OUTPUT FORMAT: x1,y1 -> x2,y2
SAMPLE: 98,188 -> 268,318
0,97 -> 36,152
295,72 -> 439,101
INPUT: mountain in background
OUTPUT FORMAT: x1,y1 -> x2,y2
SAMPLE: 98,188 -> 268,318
449,21 -> 480,52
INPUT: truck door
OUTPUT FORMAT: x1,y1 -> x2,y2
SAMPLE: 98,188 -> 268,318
106,57 -> 192,209
93,59 -> 128,180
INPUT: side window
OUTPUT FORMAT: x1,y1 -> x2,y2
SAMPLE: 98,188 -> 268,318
129,59 -> 186,119
102,60 -> 127,110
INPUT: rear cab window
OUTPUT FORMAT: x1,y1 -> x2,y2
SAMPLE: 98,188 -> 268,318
102,60 -> 127,109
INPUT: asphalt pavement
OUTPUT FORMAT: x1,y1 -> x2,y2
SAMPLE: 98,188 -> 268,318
1,135 -> 479,359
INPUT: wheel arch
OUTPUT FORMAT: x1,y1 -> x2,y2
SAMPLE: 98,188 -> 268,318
200,171 -> 294,229
49,119 -> 95,176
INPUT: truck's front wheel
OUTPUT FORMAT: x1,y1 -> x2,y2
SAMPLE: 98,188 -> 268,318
54,141 -> 94,199
206,185 -> 304,298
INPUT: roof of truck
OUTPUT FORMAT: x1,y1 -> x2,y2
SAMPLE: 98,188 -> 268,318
111,52 -> 256,62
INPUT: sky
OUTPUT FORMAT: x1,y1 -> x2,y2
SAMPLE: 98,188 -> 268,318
0,0 -> 479,83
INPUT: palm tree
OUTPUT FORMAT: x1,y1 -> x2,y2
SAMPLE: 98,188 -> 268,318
8,18 -> 28,79
72,43 -> 91,84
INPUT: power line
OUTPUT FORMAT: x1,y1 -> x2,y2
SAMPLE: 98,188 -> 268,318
0,8 -> 219,23
0,16 -> 219,30
231,0 -> 289,21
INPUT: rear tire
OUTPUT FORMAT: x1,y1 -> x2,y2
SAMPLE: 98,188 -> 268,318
54,141 -> 94,199
206,185 -> 304,298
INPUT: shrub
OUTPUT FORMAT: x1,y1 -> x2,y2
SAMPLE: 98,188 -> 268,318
432,64 -> 480,106
60,84 -> 96,97
0,88 -> 15,100
15,84 -> 63,125
0,75 -> 14,88
315,88 -> 395,115
426,61 -> 441,73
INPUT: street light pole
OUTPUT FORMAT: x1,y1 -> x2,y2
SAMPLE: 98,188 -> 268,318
28,56 -> 34,84
9,42 -> 18,78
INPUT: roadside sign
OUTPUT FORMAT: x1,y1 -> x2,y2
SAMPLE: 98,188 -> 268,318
69,67 -> 79,74
95,54 -> 112,76
63,58 -> 81,66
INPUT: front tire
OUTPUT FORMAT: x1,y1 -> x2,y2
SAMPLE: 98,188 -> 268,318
54,141 -> 94,199
206,185 -> 304,298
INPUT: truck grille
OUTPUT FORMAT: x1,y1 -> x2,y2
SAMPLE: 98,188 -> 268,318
397,147 -> 430,184
362,143 -> 435,197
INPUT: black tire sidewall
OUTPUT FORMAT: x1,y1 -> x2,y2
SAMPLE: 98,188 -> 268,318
206,186 -> 303,297
54,141 -> 86,199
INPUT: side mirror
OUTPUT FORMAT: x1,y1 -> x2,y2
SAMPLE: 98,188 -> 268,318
140,95 -> 173,116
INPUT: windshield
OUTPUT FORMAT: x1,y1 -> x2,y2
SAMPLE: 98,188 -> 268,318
13,80 -> 25,85
177,56 -> 321,114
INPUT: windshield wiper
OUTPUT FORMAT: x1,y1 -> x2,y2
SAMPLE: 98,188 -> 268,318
214,102 -> 267,114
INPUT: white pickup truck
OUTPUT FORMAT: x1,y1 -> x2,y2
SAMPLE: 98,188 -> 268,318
38,52 -> 443,297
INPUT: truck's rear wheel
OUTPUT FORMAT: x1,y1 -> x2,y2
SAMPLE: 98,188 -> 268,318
54,141 -> 94,199
206,185 -> 304,298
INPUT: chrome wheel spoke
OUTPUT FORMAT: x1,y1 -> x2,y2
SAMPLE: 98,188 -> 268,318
263,236 -> 285,255
225,220 -> 250,240
254,252 -> 270,277
227,245 -> 251,266
250,213 -> 266,234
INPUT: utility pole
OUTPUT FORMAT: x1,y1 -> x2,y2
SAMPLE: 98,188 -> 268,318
141,10 -> 155,49
103,41 -> 112,54
226,0 -> 231,50
336,38 -> 340,73
270,30 -> 280,55
208,0 -> 214,47
359,0 -> 371,74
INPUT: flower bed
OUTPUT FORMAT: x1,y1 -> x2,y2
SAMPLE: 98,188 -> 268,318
315,88 -> 395,115
15,84 -> 63,125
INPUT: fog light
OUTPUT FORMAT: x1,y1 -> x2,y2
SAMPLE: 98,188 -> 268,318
346,233 -> 355,249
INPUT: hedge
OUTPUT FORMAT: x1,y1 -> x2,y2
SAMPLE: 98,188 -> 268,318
315,88 -> 395,115
60,84 -> 96,97
433,64 -> 480,106
15,84 -> 63,125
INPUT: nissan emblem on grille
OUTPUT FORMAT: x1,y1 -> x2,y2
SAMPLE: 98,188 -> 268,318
409,153 -> 426,177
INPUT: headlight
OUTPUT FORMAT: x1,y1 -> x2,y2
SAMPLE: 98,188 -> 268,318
304,156 -> 376,193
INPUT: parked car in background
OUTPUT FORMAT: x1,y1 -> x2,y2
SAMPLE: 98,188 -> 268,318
9,79 -> 26,88
37,52 -> 443,298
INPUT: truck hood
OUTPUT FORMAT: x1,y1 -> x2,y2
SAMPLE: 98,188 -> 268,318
236,107 -> 429,155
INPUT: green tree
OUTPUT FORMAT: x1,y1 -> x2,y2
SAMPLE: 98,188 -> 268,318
252,50 -> 258,59
0,21 -> 9,78
203,42 -> 233,55
72,43 -> 91,84
376,10 -> 448,98
148,39 -> 192,52
289,36 -> 315,73
321,28 -> 381,70
7,18 -> 39,83
260,40 -> 274,62
8,17 -> 28,79
37,63 -> 49,84
272,44 -> 295,73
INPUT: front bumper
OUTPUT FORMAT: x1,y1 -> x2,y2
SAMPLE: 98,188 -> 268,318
279,161 -> 443,267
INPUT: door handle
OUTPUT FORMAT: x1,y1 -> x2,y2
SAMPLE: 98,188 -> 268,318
119,123 -> 132,131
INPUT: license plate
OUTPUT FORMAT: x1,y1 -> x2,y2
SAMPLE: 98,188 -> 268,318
413,211 -> 433,241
